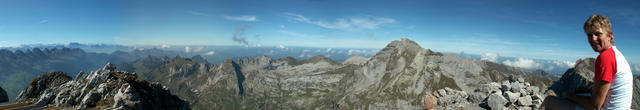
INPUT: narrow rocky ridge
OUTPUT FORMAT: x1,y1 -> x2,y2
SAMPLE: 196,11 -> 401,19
13,63 -> 190,109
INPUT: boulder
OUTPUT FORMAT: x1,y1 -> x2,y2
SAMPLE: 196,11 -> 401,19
0,86 -> 8,103
548,58 -> 595,97
113,83 -> 143,109
517,96 -> 533,106
432,87 -> 469,107
476,82 -> 501,94
424,94 -> 437,110
501,81 -> 511,92
487,93 -> 507,110
503,91 -> 520,102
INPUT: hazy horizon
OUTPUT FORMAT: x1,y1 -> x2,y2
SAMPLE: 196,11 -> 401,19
0,0 -> 639,66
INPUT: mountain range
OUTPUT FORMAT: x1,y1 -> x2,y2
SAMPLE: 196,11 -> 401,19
111,38 -> 557,109
1,38 -> 638,109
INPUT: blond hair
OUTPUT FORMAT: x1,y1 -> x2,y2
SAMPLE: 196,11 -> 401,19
584,14 -> 614,44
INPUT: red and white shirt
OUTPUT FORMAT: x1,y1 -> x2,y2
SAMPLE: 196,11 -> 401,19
594,46 -> 633,109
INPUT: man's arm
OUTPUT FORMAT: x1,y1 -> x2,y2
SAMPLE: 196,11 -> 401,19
568,80 -> 611,109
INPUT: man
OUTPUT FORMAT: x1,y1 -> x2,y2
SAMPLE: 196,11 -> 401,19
543,14 -> 633,110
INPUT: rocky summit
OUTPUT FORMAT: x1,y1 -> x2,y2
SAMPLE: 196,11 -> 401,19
13,63 -> 189,109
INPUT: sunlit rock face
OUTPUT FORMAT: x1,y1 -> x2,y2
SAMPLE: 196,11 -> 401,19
14,63 -> 189,110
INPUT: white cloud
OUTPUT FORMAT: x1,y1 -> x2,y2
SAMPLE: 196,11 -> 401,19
298,53 -> 305,58
224,15 -> 258,21
545,66 -> 555,71
38,20 -> 49,24
406,25 -> 416,29
554,60 -> 576,68
480,53 -> 499,62
187,10 -> 210,16
203,51 -> 215,55
278,30 -> 324,38
185,46 -> 191,53
348,49 -> 375,55
325,48 -> 332,52
280,25 -> 285,28
302,49 -> 310,53
161,44 -> 171,49
283,13 -> 395,31
502,57 -> 541,69
193,46 -> 204,52
277,45 -> 286,49
634,65 -> 640,72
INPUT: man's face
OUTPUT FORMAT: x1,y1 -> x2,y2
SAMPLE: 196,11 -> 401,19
586,27 -> 612,52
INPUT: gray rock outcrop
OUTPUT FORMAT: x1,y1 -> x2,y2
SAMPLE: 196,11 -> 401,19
15,71 -> 71,102
427,79 -> 545,109
548,58 -> 595,97
14,63 -> 190,110
484,79 -> 544,109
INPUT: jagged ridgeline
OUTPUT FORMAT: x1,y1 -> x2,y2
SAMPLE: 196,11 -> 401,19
0,47 -> 183,103
114,38 -> 555,109
11,63 -> 190,109
14,38 -> 640,109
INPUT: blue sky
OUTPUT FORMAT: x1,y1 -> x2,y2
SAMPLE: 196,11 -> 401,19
0,0 -> 639,64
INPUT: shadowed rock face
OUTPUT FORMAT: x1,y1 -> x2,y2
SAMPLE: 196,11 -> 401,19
548,58 -> 595,97
15,71 -> 71,102
0,86 -> 7,103
14,63 -> 189,110
548,58 -> 640,109
633,76 -> 640,109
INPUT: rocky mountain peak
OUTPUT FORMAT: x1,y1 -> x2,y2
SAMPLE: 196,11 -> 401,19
13,63 -> 189,109
366,38 -> 436,70
103,62 -> 116,71
380,38 -> 423,53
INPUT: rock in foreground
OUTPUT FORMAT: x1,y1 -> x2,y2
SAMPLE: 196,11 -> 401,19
0,86 -> 7,103
15,63 -> 190,110
548,58 -> 595,97
426,78 -> 545,109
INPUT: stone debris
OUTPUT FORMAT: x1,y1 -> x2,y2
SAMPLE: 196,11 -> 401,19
426,78 -> 545,109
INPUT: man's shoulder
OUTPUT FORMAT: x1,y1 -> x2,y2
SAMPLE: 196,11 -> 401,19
597,47 -> 616,64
